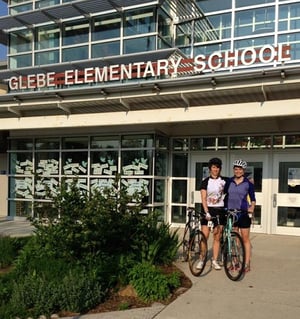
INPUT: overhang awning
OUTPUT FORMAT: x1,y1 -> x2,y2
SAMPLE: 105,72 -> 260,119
0,0 -> 161,31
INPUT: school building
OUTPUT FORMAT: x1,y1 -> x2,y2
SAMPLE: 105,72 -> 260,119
0,0 -> 300,236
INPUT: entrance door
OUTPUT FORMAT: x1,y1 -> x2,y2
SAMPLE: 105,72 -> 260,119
190,153 -> 268,234
272,154 -> 300,235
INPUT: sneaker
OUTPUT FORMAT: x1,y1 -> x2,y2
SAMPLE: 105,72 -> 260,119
196,260 -> 204,269
212,260 -> 221,270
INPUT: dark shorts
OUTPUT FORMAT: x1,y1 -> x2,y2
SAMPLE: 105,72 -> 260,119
233,211 -> 251,229
201,207 -> 226,227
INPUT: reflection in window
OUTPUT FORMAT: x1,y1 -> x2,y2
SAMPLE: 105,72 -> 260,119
278,34 -> 300,60
172,180 -> 187,203
235,7 -> 275,37
35,50 -> 59,65
62,46 -> 88,62
63,20 -> 89,46
155,151 -> 168,176
171,206 -> 186,223
279,162 -> 300,193
236,0 -> 274,7
154,179 -> 166,202
124,9 -> 155,36
246,162 -> 262,192
278,207 -> 300,227
124,36 -> 155,54
196,0 -> 232,13
36,25 -> 60,50
92,42 -> 120,58
93,14 -> 121,41
279,3 -> 300,31
172,153 -> 188,177
195,162 -> 209,191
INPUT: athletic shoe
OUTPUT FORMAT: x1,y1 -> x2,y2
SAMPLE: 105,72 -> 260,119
196,260 -> 204,269
212,260 -> 221,270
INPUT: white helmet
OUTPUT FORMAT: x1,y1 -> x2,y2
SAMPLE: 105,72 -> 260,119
233,159 -> 247,169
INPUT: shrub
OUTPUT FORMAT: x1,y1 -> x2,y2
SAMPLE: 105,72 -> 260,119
129,262 -> 181,302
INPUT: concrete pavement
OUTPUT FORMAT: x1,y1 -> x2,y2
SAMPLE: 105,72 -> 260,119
1,220 -> 299,319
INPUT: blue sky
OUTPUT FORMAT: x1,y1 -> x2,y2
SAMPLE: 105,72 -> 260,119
0,1 -> 8,61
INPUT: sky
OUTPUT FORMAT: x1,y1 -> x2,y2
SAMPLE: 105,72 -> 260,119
0,1 -> 8,61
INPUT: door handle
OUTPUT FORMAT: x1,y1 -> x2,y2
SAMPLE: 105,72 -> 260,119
273,194 -> 277,208
191,191 -> 194,204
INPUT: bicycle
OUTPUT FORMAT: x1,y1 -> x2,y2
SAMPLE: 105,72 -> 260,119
181,207 -> 208,276
219,209 -> 246,281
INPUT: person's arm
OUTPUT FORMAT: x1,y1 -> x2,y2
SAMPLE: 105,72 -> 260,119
201,189 -> 209,214
248,181 -> 256,215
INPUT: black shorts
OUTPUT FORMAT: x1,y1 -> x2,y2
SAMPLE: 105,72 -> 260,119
233,211 -> 251,229
201,207 -> 226,226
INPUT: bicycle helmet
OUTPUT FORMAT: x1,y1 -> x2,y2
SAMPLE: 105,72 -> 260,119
233,159 -> 247,169
208,157 -> 222,169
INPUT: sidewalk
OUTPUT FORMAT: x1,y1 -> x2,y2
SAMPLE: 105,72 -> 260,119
1,221 -> 299,319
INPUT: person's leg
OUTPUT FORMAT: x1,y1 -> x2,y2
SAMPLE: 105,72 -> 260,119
240,227 -> 251,271
212,226 -> 222,261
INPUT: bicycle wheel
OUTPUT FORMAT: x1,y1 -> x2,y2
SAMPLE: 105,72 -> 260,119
188,230 -> 208,276
181,224 -> 190,262
223,231 -> 245,281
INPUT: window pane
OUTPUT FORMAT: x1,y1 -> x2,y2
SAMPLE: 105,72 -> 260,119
35,152 -> 59,176
63,20 -> 89,46
122,135 -> 154,148
172,180 -> 187,203
93,14 -> 121,41
35,50 -> 59,65
278,207 -> 300,227
121,150 -> 152,176
91,136 -> 119,149
154,179 -> 165,202
91,151 -> 118,175
9,54 -> 32,68
172,153 -> 188,177
124,36 -> 155,54
196,0 -> 232,12
62,46 -> 88,62
279,162 -> 300,193
10,29 -> 32,53
62,152 -> 88,175
10,139 -> 33,151
62,137 -> 88,149
92,42 -> 120,58
124,9 -> 155,36
9,152 -> 33,175
171,205 -> 186,223
36,25 -> 60,50
155,151 -> 168,176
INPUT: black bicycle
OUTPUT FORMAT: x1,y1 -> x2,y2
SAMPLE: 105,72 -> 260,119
181,207 -> 208,276
220,210 -> 246,281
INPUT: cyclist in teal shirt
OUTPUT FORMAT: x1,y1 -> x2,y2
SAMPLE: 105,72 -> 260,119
224,159 -> 256,273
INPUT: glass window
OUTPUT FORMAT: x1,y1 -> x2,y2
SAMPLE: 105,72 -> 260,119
9,152 -> 33,175
246,162 -> 263,192
158,9 -> 172,45
155,151 -> 168,176
195,13 -> 231,43
9,177 -> 33,199
10,139 -> 33,151
279,162 -> 300,193
35,50 -> 59,65
278,34 -> 300,60
194,42 -> 230,56
171,205 -> 186,223
235,7 -> 275,37
91,136 -> 119,149
36,25 -> 60,50
35,138 -> 60,150
124,36 -> 156,54
278,207 -> 300,227
91,151 -> 118,175
195,162 -> 209,191
36,0 -> 60,9
122,135 -> 154,148
121,150 -> 153,176
92,14 -> 121,41
10,29 -> 32,54
236,0 -> 274,7
9,54 -> 32,69
191,137 -> 216,151
172,138 -> 189,151
124,9 -> 155,36
235,36 -> 274,49
196,0 -> 232,13
35,152 -> 59,176
172,180 -> 187,203
62,152 -> 88,175
154,179 -> 166,202
230,136 -> 272,149
62,137 -> 88,149
62,46 -> 88,62
10,2 -> 32,14
63,20 -> 89,46
92,42 -> 120,58
172,153 -> 188,177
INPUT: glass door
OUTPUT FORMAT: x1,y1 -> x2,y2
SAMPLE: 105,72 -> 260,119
273,154 -> 300,235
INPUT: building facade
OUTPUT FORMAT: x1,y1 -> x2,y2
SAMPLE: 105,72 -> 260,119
0,0 -> 300,236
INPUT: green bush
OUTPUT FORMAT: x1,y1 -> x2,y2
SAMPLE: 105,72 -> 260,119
129,262 -> 181,302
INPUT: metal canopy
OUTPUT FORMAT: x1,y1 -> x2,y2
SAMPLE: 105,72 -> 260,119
0,65 -> 300,119
0,0 -> 160,31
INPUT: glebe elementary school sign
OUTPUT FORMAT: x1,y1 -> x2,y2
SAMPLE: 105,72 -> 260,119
8,44 -> 290,91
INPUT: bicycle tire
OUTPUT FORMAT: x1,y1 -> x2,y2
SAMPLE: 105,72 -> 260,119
181,224 -> 190,262
223,231 -> 245,281
188,230 -> 208,276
